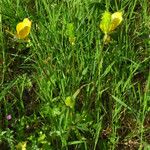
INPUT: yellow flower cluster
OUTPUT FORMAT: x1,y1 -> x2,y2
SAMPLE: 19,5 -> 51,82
11,11 -> 122,44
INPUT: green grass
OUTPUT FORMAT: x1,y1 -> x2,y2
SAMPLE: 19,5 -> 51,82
0,0 -> 150,149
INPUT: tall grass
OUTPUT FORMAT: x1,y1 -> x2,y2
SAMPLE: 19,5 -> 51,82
0,0 -> 150,149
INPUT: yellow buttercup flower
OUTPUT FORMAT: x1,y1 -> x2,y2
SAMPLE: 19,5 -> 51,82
100,11 -> 123,34
100,11 -> 123,44
16,18 -> 32,39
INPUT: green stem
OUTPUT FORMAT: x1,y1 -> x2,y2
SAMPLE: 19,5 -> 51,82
105,0 -> 110,11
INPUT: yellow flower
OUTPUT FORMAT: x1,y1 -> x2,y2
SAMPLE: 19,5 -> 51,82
100,11 -> 123,44
109,12 -> 123,32
16,18 -> 32,39
100,11 -> 123,34
16,141 -> 27,150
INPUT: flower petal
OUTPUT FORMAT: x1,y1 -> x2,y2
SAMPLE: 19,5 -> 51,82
109,12 -> 123,32
100,11 -> 112,34
16,22 -> 24,35
23,18 -> 32,27
17,26 -> 31,39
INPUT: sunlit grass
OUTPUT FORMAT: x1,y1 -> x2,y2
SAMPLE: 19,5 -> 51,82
0,0 -> 150,149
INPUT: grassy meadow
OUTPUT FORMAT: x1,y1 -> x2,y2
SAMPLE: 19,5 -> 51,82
0,0 -> 150,149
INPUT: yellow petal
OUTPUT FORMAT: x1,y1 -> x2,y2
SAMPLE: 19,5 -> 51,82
16,18 -> 31,39
109,12 -> 123,32
100,11 -> 111,34
17,26 -> 31,39
23,18 -> 32,27
16,22 -> 24,35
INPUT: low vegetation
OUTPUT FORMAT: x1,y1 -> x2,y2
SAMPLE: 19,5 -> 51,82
0,0 -> 150,149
